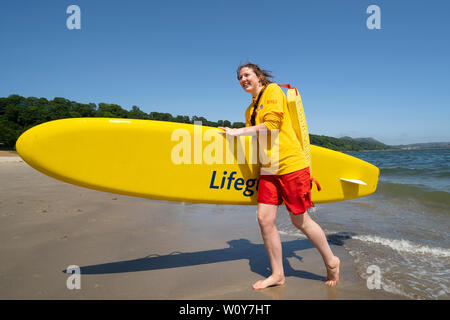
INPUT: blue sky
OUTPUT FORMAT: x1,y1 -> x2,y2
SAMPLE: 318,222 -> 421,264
1,0 -> 449,145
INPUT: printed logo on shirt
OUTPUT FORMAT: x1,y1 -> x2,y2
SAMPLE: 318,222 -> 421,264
266,99 -> 278,104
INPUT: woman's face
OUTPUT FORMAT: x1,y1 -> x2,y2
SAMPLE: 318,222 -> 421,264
239,67 -> 262,95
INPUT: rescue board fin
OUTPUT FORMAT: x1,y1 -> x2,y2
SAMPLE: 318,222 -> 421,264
340,178 -> 367,186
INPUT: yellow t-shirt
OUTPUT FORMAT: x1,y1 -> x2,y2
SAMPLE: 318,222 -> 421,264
245,83 -> 309,175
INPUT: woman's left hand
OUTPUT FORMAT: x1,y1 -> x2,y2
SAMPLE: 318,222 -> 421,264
218,127 -> 244,137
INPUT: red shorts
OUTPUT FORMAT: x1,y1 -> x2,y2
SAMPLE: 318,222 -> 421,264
257,167 -> 313,215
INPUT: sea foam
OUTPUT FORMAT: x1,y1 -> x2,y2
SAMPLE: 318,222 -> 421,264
351,235 -> 450,258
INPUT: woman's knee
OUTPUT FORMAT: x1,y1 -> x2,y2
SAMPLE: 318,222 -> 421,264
290,212 -> 308,231
257,204 -> 277,230
257,215 -> 274,230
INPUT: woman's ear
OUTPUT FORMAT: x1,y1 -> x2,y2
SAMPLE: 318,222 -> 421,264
258,76 -> 264,85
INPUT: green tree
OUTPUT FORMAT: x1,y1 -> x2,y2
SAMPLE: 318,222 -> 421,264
72,103 -> 97,117
97,103 -> 128,118
0,120 -> 22,149
3,104 -> 21,123
129,106 -> 149,119
174,115 -> 190,123
17,105 -> 51,127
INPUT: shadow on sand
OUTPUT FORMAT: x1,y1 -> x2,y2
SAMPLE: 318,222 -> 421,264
66,233 -> 353,282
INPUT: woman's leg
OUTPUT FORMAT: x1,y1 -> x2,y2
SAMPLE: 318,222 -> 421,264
290,211 -> 340,286
253,203 -> 286,290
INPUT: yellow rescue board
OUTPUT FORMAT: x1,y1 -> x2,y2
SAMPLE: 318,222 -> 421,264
16,118 -> 379,204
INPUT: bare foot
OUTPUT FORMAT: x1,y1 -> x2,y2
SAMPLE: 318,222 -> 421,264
325,256 -> 340,287
252,274 -> 285,290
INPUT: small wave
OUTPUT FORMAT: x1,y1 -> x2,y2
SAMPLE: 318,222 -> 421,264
381,167 -> 450,180
278,230 -> 307,238
350,234 -> 450,258
381,167 -> 430,175
278,229 -> 450,258
376,182 -> 450,210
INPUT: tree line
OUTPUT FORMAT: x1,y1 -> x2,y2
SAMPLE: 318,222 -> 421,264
0,94 -> 245,149
0,94 -> 388,151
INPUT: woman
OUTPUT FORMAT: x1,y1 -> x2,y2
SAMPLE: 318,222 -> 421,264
219,63 -> 340,290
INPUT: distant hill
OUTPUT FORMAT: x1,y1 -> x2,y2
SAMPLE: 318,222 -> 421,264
393,142 -> 450,149
341,136 -> 388,148
311,134 -> 392,152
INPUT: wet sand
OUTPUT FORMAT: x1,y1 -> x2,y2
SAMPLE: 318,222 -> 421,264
0,159 -> 402,299
0,150 -> 19,157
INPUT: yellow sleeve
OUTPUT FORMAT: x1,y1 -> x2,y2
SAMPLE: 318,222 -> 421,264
259,84 -> 284,130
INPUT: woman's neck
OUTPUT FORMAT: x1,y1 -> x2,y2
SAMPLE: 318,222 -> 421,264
251,84 -> 264,98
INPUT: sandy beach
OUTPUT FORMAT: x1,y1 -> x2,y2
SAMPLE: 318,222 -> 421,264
0,158 -> 402,300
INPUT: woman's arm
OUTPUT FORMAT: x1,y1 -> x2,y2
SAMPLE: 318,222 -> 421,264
218,123 -> 268,137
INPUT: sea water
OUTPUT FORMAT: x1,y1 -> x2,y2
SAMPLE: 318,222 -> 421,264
276,148 -> 450,300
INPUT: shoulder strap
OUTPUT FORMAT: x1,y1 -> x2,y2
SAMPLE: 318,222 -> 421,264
250,86 -> 266,126
278,84 -> 298,95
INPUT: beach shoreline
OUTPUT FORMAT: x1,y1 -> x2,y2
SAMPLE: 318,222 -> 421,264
0,159 -> 403,299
